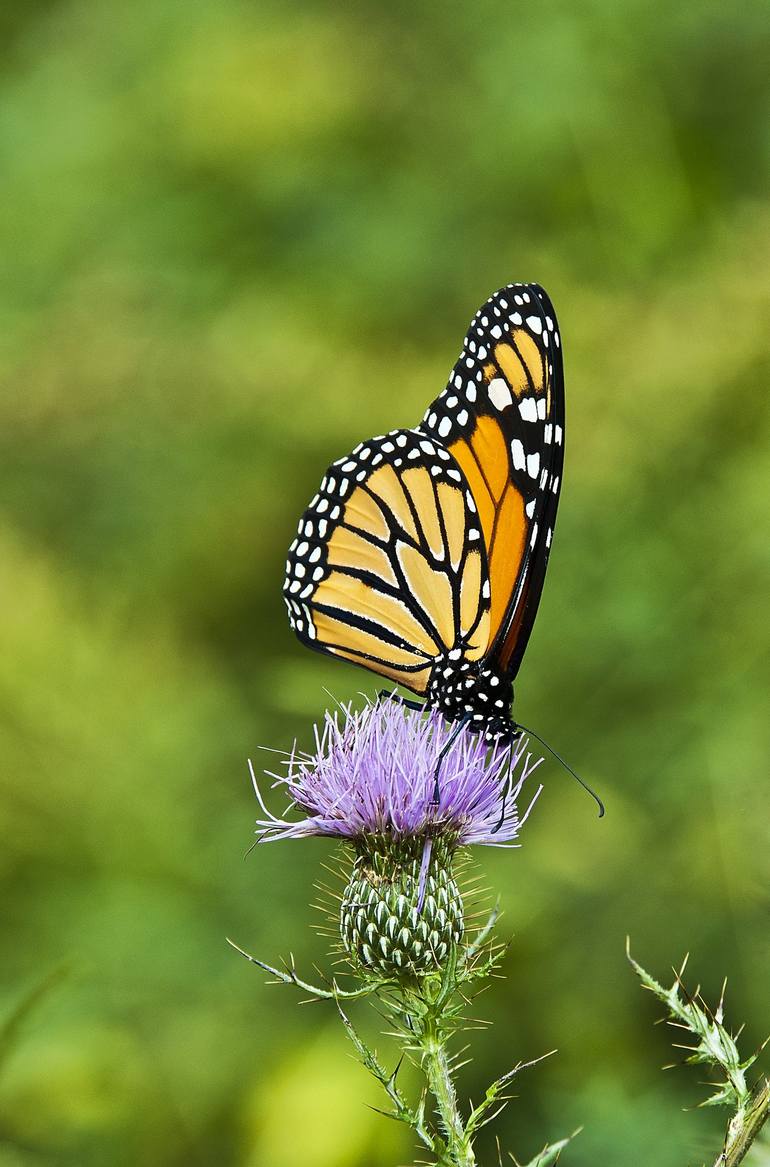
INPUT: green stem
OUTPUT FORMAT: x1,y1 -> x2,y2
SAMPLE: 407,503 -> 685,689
226,938 -> 376,1000
421,1019 -> 475,1167
716,1076 -> 770,1167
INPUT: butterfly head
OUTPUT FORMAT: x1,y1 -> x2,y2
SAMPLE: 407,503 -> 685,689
427,654 -> 516,744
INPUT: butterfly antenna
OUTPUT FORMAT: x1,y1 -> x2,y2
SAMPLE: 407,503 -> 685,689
515,721 -> 605,818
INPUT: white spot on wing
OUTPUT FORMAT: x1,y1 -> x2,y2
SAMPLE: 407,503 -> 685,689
488,378 -> 513,411
519,396 -> 538,423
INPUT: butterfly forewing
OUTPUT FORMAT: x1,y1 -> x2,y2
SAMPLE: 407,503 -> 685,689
284,428 -> 493,694
421,283 -> 564,679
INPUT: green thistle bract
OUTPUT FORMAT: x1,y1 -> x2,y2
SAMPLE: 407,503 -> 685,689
340,836 -> 464,978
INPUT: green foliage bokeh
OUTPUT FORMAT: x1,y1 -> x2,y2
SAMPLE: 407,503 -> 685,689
0,1 -> 768,1164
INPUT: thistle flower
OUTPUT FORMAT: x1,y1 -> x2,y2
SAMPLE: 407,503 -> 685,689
251,700 -> 544,979
252,699 -> 543,846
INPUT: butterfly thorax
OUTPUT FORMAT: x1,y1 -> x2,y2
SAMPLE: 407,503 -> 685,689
426,654 -> 516,743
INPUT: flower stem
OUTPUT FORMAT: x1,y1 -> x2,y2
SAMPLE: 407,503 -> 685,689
421,1019 -> 475,1166
716,1076 -> 770,1167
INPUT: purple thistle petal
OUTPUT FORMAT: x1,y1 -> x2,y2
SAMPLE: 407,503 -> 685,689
252,700 -> 544,848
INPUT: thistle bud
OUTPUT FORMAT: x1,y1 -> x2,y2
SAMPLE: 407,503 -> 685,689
340,837 -> 463,978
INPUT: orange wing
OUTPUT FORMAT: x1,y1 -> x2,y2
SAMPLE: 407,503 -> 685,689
421,283 -> 564,678
284,428 -> 492,694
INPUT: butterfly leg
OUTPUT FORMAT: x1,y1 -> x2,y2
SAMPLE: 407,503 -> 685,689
431,713 -> 473,805
376,689 -> 425,713
492,731 -> 522,834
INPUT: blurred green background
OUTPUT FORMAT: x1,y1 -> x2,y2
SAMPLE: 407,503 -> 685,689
1,1 -> 768,1164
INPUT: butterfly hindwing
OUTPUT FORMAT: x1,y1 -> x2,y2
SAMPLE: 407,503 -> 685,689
284,429 -> 492,695
421,283 -> 564,679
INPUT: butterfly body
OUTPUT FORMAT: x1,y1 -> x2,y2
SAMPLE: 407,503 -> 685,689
426,655 -> 515,742
284,283 -> 564,741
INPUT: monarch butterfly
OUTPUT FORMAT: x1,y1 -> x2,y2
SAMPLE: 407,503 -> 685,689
284,283 -> 564,746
